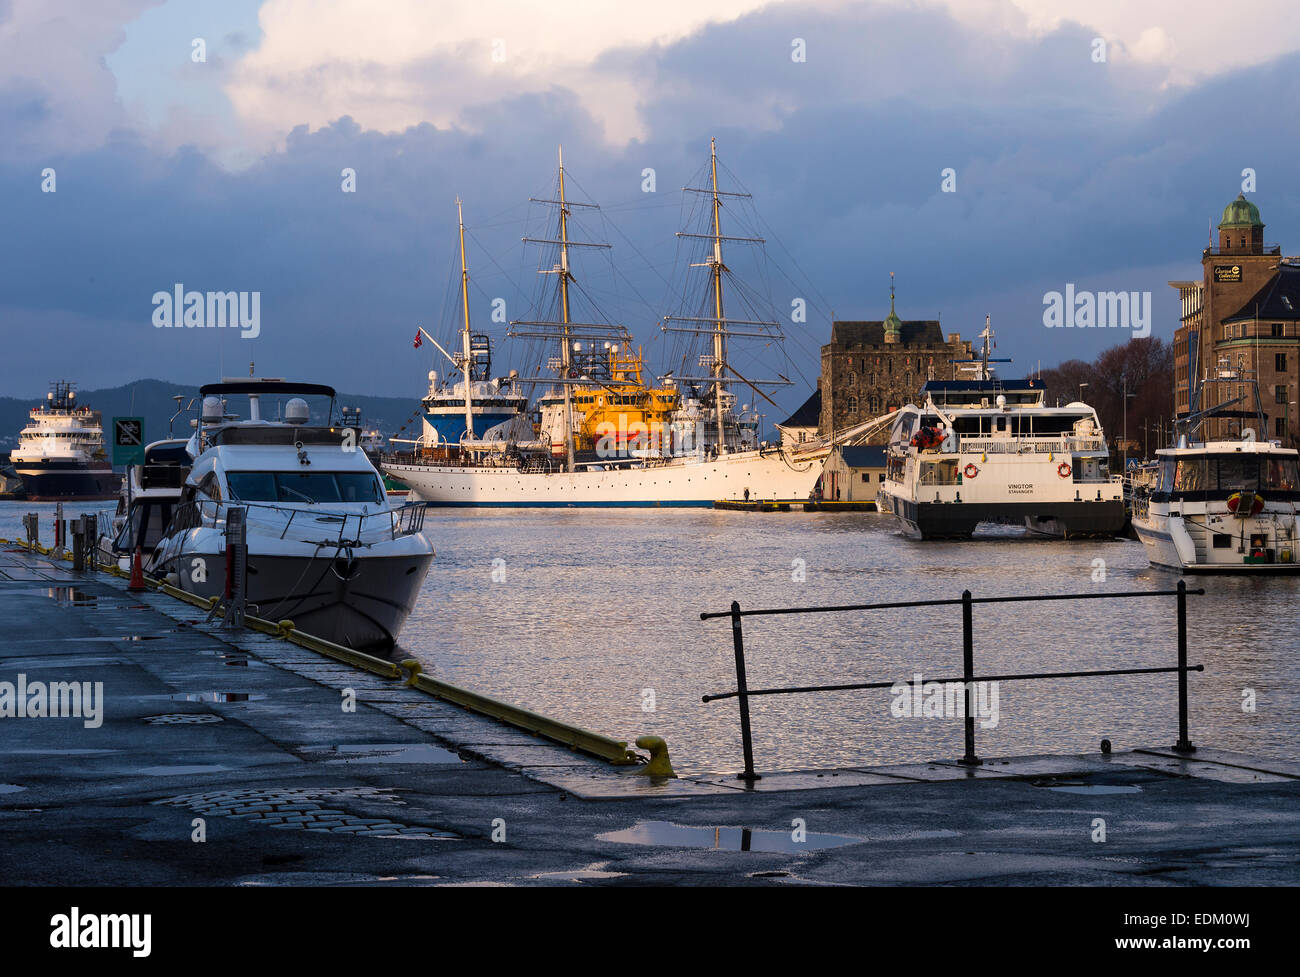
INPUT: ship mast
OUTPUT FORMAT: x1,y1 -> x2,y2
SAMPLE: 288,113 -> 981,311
663,138 -> 789,455
708,138 -> 728,453
457,197 -> 475,441
510,146 -> 626,473
557,148 -> 575,472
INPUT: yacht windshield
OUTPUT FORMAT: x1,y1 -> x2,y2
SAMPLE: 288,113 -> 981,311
226,471 -> 382,505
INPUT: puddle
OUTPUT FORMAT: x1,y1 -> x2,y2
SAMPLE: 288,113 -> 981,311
169,692 -> 267,703
530,862 -> 628,882
304,743 -> 462,765
597,820 -> 862,853
1038,782 -> 1143,795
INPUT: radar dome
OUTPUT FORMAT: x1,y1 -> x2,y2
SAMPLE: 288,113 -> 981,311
284,398 -> 310,425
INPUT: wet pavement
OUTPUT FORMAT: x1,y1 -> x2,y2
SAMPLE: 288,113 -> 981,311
1,546 -> 1298,886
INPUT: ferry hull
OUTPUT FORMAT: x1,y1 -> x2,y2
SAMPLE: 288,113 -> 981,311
385,450 -> 823,507
885,495 -> 1126,540
13,461 -> 117,501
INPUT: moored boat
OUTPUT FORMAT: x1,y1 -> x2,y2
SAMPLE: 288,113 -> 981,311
150,379 -> 435,648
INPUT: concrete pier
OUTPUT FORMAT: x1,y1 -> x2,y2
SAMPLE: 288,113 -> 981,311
2,544 -> 1298,886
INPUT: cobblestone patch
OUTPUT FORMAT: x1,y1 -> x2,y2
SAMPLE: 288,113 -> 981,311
154,786 -> 457,840
143,714 -> 225,725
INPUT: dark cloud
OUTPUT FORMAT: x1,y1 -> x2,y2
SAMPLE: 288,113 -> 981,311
1,1 -> 1297,425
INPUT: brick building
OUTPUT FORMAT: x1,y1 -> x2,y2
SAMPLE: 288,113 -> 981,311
818,285 -> 972,439
1170,193 -> 1300,445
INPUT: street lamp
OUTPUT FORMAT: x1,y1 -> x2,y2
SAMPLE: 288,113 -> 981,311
1122,376 -> 1136,470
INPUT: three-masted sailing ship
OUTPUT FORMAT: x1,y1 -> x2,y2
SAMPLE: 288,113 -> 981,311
383,140 -> 823,506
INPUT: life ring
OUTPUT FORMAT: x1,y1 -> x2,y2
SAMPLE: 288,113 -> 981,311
963,463 -> 979,479
1057,462 -> 1072,478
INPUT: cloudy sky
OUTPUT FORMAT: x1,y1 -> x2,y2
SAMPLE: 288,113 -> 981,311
3,0 -> 1299,420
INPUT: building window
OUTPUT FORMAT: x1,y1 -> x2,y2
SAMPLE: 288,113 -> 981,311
1277,353 -> 1288,372
861,473 -> 869,483
847,396 -> 858,413
869,395 -> 881,413
1275,385 -> 1287,405
849,371 -> 856,384
1276,417 -> 1287,438
1273,323 -> 1285,338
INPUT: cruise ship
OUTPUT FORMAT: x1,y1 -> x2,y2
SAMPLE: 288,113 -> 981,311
384,141 -> 824,506
10,381 -> 117,501
876,324 -> 1126,539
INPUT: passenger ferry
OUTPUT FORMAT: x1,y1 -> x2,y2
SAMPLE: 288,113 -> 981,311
1131,437 -> 1300,573
10,381 -> 116,501
877,325 -> 1125,539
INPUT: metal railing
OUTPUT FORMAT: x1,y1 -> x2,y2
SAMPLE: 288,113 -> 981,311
169,497 -> 429,547
701,583 -> 1204,781
955,436 -> 1108,454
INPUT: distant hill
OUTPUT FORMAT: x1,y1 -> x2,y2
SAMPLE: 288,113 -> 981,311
0,379 -> 426,455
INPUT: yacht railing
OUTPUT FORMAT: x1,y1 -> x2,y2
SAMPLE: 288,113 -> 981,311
169,498 -> 428,547
955,435 -> 1108,455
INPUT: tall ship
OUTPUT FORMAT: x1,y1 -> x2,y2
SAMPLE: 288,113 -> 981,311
876,322 -> 1126,539
1131,379 -> 1300,572
383,141 -> 823,506
10,381 -> 117,501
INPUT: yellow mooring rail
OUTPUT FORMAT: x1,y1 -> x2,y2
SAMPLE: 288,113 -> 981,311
3,536 -> 671,774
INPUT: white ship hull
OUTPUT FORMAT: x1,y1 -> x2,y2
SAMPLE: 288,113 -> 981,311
385,449 -> 823,507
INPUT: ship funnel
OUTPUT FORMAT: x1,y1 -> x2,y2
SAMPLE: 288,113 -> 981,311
284,398 -> 310,425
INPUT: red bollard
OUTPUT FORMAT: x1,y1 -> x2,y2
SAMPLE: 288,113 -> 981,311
128,546 -> 146,592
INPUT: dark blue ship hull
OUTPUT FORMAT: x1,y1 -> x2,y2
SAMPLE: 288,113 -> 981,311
13,460 -> 118,501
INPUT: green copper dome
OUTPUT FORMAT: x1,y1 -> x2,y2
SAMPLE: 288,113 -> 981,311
1219,193 -> 1263,229
883,287 -> 902,338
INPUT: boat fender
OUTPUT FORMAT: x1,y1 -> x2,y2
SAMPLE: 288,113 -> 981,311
963,463 -> 979,479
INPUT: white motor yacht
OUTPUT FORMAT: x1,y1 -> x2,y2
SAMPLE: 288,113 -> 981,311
150,379 -> 435,648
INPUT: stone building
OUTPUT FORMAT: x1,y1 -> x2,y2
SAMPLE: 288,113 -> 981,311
1169,193 -> 1300,445
818,285 -> 972,439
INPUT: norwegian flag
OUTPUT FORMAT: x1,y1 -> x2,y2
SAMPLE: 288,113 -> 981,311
413,330 -> 423,349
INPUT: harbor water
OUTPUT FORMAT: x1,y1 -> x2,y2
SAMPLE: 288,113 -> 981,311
5,501 -> 1298,775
